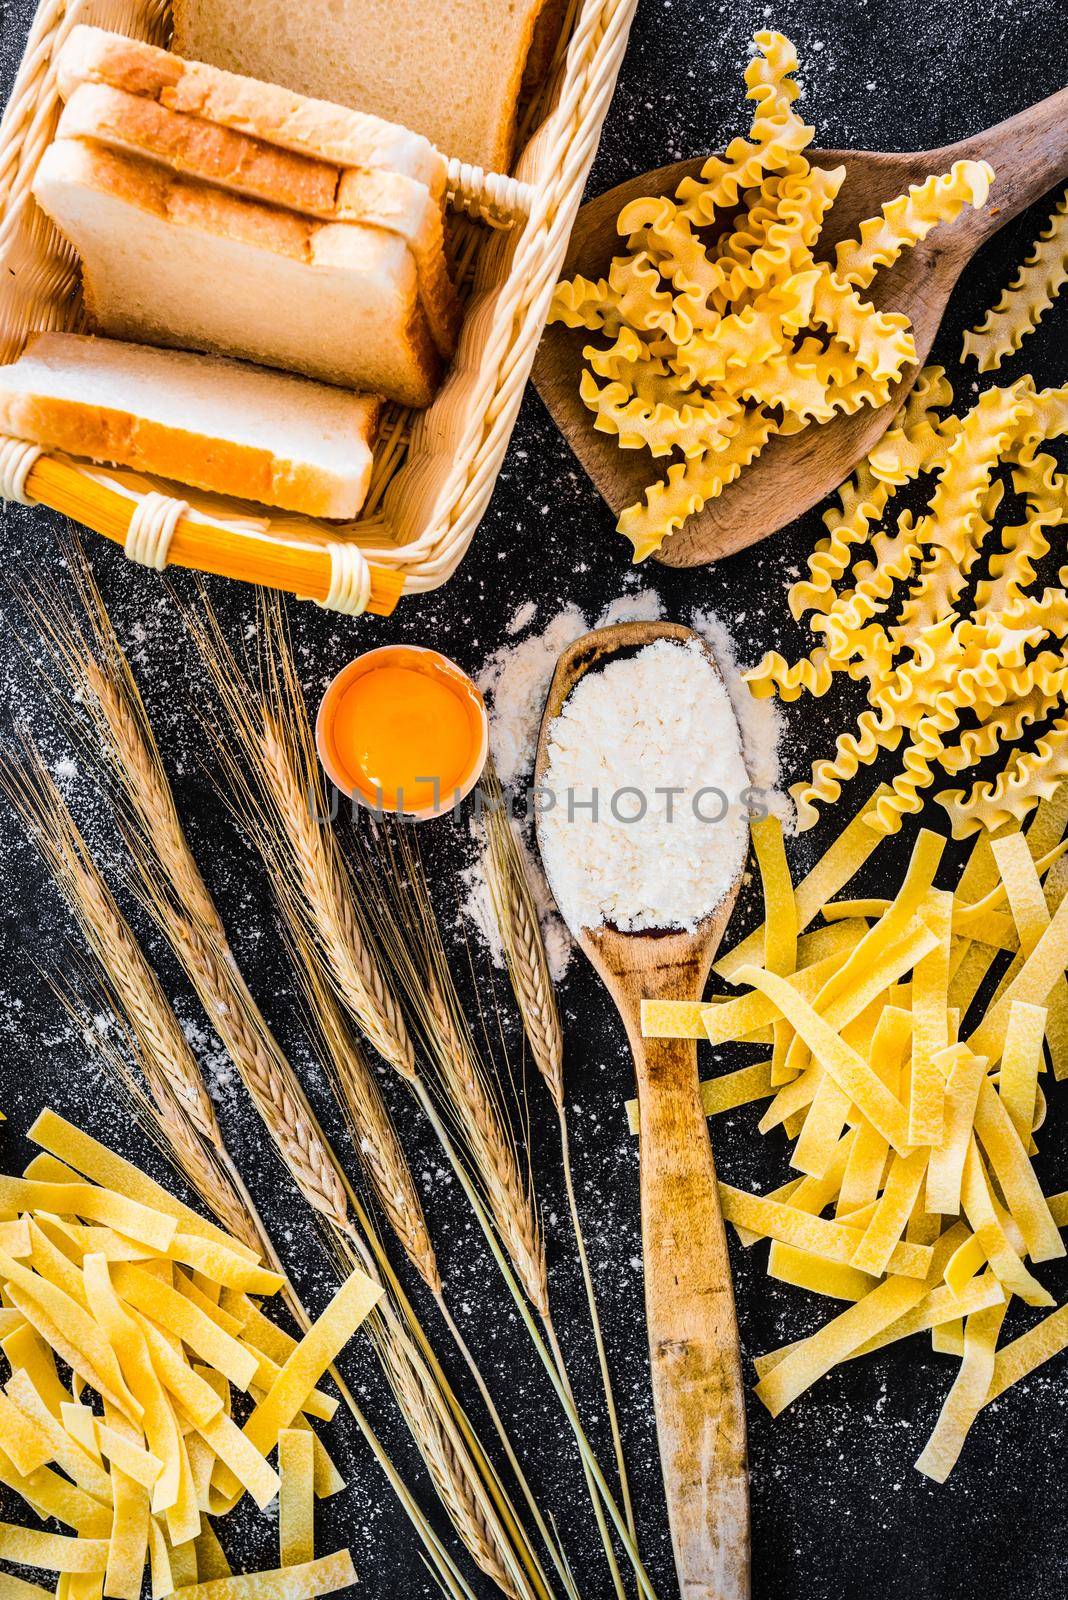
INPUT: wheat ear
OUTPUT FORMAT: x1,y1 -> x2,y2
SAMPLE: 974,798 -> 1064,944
286,919 -> 441,1294
15,553 -> 219,936
482,764 -> 564,1107
0,741 -> 221,1156
373,1310 -> 521,1598
7,740 -> 542,1600
182,596 -> 414,1078
186,597 -> 650,1599
481,766 -> 636,1544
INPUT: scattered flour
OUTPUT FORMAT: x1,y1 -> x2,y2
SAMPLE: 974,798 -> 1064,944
464,591 -> 787,967
477,602 -> 586,787
594,590 -> 666,628
538,639 -> 750,933
691,607 -> 792,830
506,599 -> 538,636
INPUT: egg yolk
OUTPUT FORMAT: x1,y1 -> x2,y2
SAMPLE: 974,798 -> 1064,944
329,661 -> 479,812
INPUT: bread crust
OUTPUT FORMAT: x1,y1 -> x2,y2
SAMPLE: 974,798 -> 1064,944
33,140 -> 442,406
56,26 -> 447,194
0,384 -> 372,518
58,85 -> 459,355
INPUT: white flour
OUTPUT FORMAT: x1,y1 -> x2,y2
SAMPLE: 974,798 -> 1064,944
465,592 -> 786,966
538,639 -> 751,934
691,607 -> 791,829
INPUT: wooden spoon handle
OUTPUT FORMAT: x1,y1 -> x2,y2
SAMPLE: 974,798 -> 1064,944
633,1028 -> 750,1600
942,86 -> 1068,247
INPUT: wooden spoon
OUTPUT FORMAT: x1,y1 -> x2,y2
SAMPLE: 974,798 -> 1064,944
535,619 -> 750,1600
533,88 -> 1068,568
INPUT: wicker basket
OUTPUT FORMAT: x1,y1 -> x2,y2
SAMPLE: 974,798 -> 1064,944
0,0 -> 637,615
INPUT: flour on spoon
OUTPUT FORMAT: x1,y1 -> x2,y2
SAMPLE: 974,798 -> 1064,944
539,639 -> 750,934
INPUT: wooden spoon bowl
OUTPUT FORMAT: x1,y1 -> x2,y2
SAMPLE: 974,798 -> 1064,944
535,619 -> 750,1600
533,89 -> 1068,567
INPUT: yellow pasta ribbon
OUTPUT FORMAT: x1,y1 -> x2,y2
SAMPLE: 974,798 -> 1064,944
170,1549 -> 356,1600
915,1301 -> 1007,1481
835,161 -> 993,288
962,189 -> 1068,370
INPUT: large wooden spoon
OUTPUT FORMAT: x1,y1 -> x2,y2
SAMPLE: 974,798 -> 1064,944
533,88 -> 1068,567
535,619 -> 750,1600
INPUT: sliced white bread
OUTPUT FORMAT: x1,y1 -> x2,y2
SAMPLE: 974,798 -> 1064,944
0,332 -> 381,518
31,140 -> 442,407
55,27 -> 446,195
56,83 -> 460,357
172,0 -> 560,172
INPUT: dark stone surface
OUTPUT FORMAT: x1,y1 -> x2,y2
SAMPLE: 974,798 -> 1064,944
0,3 -> 1065,1598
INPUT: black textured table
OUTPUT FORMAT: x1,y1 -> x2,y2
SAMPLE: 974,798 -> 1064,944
1,3 -> 1066,1598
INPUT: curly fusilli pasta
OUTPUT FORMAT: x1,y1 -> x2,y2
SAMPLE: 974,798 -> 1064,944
549,31 -> 994,561
962,190 -> 1068,371
937,715 -> 1068,837
616,410 -> 775,561
834,161 -> 994,289
749,363 -> 1068,833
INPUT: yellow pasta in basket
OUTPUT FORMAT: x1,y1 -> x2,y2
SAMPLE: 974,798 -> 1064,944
549,30 -> 993,561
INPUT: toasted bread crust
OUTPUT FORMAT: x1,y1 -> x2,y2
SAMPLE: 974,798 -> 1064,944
0,386 -> 373,518
57,26 -> 447,193
59,86 -> 459,355
34,140 -> 442,405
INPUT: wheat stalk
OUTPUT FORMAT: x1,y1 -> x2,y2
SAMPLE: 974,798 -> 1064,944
129,865 -> 545,1595
187,599 -> 653,1600
26,556 -> 438,1297
48,969 -> 264,1255
131,869 -> 354,1236
422,943 -> 549,1319
5,738 -> 539,1600
286,920 -> 441,1294
481,765 -> 635,1545
373,1313 -> 520,1598
28,568 -> 565,1600
378,830 -> 630,1600
351,820 -> 550,1319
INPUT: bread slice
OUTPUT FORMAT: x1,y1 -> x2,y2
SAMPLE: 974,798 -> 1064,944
0,332 -> 381,517
56,82 -> 460,357
32,140 -> 442,406
171,0 -> 558,171
56,27 -> 447,194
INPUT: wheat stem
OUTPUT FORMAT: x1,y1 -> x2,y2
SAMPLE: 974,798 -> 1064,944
558,1112 -> 636,1543
481,775 -> 637,1550
543,1316 -> 627,1600
434,1299 -> 582,1600
204,1140 -> 480,1600
415,1087 -> 658,1600
321,1126 -> 561,1600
